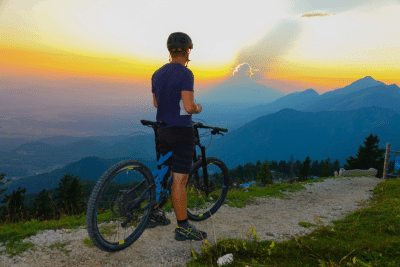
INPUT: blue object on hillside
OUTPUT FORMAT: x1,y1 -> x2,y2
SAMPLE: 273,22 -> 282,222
258,183 -> 265,187
311,176 -> 319,179
240,181 -> 257,188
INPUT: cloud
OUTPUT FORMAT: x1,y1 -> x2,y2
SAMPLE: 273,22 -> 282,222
0,0 -> 8,16
301,12 -> 334,17
232,19 -> 303,79
287,0 -> 382,15
231,63 -> 259,78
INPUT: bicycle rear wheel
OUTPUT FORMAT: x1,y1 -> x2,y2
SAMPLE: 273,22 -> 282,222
186,157 -> 230,221
86,160 -> 155,252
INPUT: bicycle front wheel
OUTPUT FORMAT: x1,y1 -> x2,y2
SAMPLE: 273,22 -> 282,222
86,160 -> 155,252
186,157 -> 230,221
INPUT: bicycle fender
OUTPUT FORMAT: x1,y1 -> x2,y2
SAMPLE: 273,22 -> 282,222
157,151 -> 173,166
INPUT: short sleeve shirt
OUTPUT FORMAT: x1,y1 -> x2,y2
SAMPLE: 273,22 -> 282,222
152,63 -> 194,130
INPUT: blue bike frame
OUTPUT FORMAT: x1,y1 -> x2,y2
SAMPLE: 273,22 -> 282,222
152,151 -> 173,203
150,120 -> 210,205
141,119 -> 223,207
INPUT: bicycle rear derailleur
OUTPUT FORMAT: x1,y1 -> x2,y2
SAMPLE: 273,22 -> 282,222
113,190 -> 139,227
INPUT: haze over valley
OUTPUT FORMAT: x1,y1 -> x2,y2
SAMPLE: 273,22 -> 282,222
1,73 -> 399,196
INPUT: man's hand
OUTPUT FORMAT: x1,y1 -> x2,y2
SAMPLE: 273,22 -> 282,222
194,103 -> 202,114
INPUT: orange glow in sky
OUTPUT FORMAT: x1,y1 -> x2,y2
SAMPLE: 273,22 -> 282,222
1,0 -> 399,98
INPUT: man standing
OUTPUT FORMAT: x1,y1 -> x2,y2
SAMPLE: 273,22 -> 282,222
150,32 -> 207,241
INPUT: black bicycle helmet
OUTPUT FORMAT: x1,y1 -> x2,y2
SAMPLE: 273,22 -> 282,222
167,32 -> 193,52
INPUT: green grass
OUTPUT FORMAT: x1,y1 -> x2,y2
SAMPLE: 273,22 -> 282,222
0,176 -> 399,267
0,212 -> 86,257
186,176 -> 400,267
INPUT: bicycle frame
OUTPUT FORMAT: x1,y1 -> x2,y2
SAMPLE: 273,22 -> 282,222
124,120 -> 227,218
151,123 -> 210,197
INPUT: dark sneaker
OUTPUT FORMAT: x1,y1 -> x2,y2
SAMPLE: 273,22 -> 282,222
175,224 -> 207,241
147,208 -> 171,228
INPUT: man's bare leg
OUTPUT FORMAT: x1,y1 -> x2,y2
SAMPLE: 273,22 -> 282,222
171,172 -> 189,220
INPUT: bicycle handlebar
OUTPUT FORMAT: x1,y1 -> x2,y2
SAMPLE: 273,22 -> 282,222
140,120 -> 228,133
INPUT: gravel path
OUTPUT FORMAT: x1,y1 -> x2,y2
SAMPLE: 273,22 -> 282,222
0,176 -> 386,267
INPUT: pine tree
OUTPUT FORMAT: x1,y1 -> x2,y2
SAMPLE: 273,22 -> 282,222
236,165 -> 245,183
299,156 -> 312,182
0,173 -> 11,200
66,177 -> 86,215
255,160 -> 262,170
269,160 -> 278,171
0,187 -> 27,222
55,175 -> 72,215
289,155 -> 295,178
278,160 -> 286,175
344,134 -> 385,177
319,160 -> 325,176
295,160 -> 302,177
310,160 -> 320,177
0,173 -> 9,221
55,174 -> 86,217
32,189 -> 56,221
243,163 -> 255,181
256,159 -> 273,185
320,158 -> 332,177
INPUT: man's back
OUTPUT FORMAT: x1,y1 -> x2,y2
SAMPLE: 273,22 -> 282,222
152,63 -> 194,129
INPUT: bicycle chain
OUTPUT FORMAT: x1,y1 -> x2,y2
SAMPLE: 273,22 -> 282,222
151,209 -> 167,223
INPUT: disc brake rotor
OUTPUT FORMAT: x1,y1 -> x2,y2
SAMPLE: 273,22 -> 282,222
112,190 -> 137,218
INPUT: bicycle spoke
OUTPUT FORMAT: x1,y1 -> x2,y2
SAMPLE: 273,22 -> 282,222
87,161 -> 154,251
186,157 -> 229,221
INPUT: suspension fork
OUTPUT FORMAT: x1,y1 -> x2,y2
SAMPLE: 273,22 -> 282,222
193,141 -> 210,196
200,145 -> 210,197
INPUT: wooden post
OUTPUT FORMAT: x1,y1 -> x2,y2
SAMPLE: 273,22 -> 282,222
383,143 -> 391,179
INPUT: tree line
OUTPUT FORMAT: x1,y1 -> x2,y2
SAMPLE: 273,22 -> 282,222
229,156 -> 341,185
253,134 -> 387,185
0,133 -> 394,224
0,174 -> 86,224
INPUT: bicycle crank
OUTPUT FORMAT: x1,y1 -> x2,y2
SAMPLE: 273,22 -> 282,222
121,211 -> 138,228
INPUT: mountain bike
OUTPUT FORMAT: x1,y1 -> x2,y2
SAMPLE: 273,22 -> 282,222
86,119 -> 230,252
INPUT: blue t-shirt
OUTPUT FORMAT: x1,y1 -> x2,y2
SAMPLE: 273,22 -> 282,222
152,63 -> 194,130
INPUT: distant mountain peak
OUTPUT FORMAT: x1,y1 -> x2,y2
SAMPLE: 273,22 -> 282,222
350,76 -> 380,86
363,76 -> 374,80
302,89 -> 319,95
319,76 -> 384,99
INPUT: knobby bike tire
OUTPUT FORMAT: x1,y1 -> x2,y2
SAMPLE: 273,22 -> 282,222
86,159 -> 155,252
187,157 -> 230,221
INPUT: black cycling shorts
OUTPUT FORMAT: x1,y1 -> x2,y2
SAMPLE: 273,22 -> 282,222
157,126 -> 195,174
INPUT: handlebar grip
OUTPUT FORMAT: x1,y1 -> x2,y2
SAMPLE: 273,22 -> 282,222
194,122 -> 228,133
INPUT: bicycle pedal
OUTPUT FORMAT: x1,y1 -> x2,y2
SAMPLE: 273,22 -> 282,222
151,211 -> 167,222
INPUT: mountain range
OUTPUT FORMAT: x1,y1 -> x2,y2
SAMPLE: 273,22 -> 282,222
225,76 -> 400,131
0,134 -> 156,177
1,106 -> 399,196
204,106 -> 400,171
1,76 -> 399,197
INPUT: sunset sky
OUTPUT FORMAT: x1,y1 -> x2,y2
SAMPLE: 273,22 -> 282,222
1,0 -> 399,105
